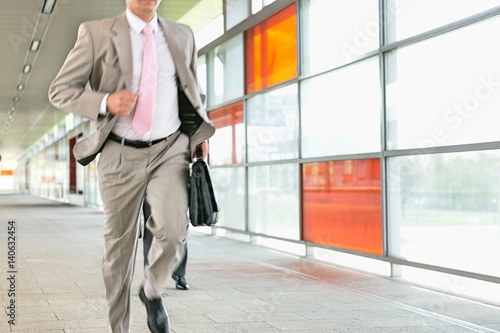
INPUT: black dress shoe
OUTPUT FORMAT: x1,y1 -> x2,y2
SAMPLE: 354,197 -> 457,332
172,275 -> 189,290
139,286 -> 170,333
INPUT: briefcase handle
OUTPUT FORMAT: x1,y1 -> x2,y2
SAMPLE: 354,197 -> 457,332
195,144 -> 203,159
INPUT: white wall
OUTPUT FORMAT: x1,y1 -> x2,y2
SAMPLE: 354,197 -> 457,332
0,160 -> 16,193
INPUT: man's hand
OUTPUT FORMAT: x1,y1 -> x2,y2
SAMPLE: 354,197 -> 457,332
193,141 -> 209,160
106,90 -> 138,116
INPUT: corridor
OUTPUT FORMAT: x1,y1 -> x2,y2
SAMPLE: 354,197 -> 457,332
1,194 -> 500,332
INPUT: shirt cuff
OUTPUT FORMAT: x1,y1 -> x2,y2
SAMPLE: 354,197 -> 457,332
99,93 -> 110,115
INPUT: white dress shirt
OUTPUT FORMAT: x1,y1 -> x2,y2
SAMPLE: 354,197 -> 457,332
105,9 -> 181,141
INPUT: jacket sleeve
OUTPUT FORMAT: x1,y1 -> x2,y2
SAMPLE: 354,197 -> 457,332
48,22 -> 106,121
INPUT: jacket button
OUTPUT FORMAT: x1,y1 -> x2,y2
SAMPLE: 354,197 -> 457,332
195,106 -> 200,110
184,84 -> 188,89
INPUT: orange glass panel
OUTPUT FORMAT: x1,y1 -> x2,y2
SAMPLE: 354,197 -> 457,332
302,159 -> 383,255
245,4 -> 297,94
1,170 -> 13,176
208,101 -> 244,165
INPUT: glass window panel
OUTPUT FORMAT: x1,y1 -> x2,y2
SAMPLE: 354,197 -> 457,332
247,84 -> 299,162
388,151 -> 500,277
301,57 -> 381,158
207,34 -> 244,107
303,159 -> 383,255
211,167 -> 245,230
208,102 -> 245,165
301,0 -> 379,74
386,0 -> 500,43
197,55 -> 207,106
252,0 -> 276,14
386,16 -> 500,150
87,162 -> 96,205
245,4 -> 297,94
252,0 -> 262,14
226,0 -> 249,30
248,163 -> 300,240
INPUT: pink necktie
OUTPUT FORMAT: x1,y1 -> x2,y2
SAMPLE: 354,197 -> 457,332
132,25 -> 157,136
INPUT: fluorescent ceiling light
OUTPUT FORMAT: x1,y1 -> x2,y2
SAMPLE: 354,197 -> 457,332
42,0 -> 56,14
23,65 -> 32,74
30,40 -> 41,52
17,84 -> 25,91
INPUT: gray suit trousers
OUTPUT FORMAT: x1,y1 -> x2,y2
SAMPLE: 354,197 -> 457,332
97,130 -> 190,333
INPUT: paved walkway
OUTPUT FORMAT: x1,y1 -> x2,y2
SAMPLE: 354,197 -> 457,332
1,194 -> 500,332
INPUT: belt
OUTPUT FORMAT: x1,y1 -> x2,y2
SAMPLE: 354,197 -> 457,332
108,133 -> 166,148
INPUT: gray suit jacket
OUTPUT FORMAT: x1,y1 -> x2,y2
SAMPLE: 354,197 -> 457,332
49,13 -> 215,165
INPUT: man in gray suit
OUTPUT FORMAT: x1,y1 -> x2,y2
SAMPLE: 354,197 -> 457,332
48,0 -> 214,332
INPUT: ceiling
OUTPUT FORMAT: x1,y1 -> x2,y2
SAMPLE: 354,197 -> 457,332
0,0 -> 221,168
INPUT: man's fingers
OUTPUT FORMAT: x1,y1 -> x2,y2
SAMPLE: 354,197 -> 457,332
193,141 -> 209,159
107,90 -> 138,116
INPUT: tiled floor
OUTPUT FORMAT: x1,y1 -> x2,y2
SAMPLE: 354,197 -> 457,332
1,194 -> 500,332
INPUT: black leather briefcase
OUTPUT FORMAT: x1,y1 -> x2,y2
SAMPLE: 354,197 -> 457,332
188,151 -> 219,227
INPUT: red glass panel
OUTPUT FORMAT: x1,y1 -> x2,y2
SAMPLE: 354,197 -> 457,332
302,159 -> 383,255
245,4 -> 297,94
208,101 -> 244,164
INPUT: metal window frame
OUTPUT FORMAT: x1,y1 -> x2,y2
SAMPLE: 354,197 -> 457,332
206,0 -> 500,285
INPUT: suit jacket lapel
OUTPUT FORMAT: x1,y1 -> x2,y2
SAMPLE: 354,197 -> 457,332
111,13 -> 133,90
